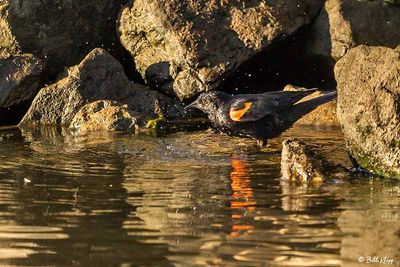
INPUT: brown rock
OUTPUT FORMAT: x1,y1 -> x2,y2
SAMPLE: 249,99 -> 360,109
283,85 -> 338,126
306,0 -> 400,65
281,139 -> 325,183
0,0 -> 127,74
336,45 -> 400,178
281,139 -> 347,183
20,48 -> 185,127
0,54 -> 44,109
118,0 -> 324,100
70,100 -> 142,133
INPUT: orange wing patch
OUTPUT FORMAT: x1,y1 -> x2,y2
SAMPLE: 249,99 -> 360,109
230,102 -> 252,122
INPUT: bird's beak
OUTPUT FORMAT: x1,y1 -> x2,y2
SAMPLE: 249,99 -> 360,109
185,100 -> 200,110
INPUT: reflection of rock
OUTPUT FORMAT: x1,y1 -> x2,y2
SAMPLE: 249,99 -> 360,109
0,0 -> 126,75
306,0 -> 400,66
284,85 -> 338,126
70,100 -> 142,133
336,45 -> 400,178
339,182 -> 400,265
118,0 -> 324,99
0,54 -> 44,110
20,48 -> 185,127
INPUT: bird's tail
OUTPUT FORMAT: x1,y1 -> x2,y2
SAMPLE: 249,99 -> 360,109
283,91 -> 337,126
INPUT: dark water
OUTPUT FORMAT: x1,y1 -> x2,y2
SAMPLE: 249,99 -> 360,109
0,125 -> 399,267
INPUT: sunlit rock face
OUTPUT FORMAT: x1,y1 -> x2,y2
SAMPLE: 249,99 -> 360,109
118,0 -> 324,100
70,100 -> 142,133
0,0 -> 127,75
0,54 -> 44,109
20,48 -> 185,127
336,45 -> 400,178
305,0 -> 400,67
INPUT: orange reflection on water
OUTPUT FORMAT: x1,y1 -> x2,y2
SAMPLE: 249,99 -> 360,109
229,156 -> 256,237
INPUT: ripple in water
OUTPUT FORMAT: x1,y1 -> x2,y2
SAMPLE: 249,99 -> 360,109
0,126 -> 399,266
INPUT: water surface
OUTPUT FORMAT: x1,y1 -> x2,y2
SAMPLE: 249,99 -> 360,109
0,126 -> 399,266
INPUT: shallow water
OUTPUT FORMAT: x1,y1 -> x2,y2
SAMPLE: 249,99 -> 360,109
0,125 -> 399,267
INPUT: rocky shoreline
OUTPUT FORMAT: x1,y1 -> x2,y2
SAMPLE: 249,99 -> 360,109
1,0 -> 400,178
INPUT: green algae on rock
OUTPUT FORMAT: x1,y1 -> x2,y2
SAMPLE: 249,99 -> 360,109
336,45 -> 400,179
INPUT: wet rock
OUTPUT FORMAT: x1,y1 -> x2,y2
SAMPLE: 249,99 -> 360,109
336,45 -> 400,178
20,48 -> 185,127
283,85 -> 339,126
0,0 -> 127,75
281,139 -> 325,183
281,139 -> 346,183
70,100 -> 142,133
306,0 -> 400,67
118,0 -> 324,100
0,54 -> 44,109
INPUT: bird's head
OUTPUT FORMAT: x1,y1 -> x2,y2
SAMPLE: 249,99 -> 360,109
185,91 -> 230,115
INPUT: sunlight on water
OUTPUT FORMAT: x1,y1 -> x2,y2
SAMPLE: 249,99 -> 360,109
0,126 -> 399,266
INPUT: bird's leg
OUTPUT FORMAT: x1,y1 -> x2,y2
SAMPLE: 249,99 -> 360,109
257,139 -> 267,147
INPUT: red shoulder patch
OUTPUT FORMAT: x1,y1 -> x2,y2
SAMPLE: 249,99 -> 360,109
230,102 -> 252,122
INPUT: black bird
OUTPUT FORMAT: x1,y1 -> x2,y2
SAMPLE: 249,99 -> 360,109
186,89 -> 337,146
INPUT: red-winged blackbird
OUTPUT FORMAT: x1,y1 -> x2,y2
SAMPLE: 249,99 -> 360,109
186,89 -> 337,146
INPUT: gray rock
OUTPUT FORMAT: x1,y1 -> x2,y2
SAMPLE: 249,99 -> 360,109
306,0 -> 400,66
118,0 -> 324,100
0,54 -> 44,109
70,100 -> 142,133
336,45 -> 400,178
20,48 -> 185,127
0,0 -> 127,74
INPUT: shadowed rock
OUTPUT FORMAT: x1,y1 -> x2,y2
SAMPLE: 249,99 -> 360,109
0,0 -> 127,75
0,54 -> 44,109
118,0 -> 324,100
336,45 -> 400,178
305,0 -> 400,68
20,48 -> 185,127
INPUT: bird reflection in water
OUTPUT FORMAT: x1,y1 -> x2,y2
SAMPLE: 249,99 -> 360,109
229,156 -> 256,237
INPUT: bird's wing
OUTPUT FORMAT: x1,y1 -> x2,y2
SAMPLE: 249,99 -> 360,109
229,89 -> 317,122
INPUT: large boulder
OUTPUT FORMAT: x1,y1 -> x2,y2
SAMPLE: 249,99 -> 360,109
0,54 -> 44,109
20,48 -> 185,127
118,0 -> 324,100
306,0 -> 400,67
0,0 -> 127,74
336,45 -> 400,178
